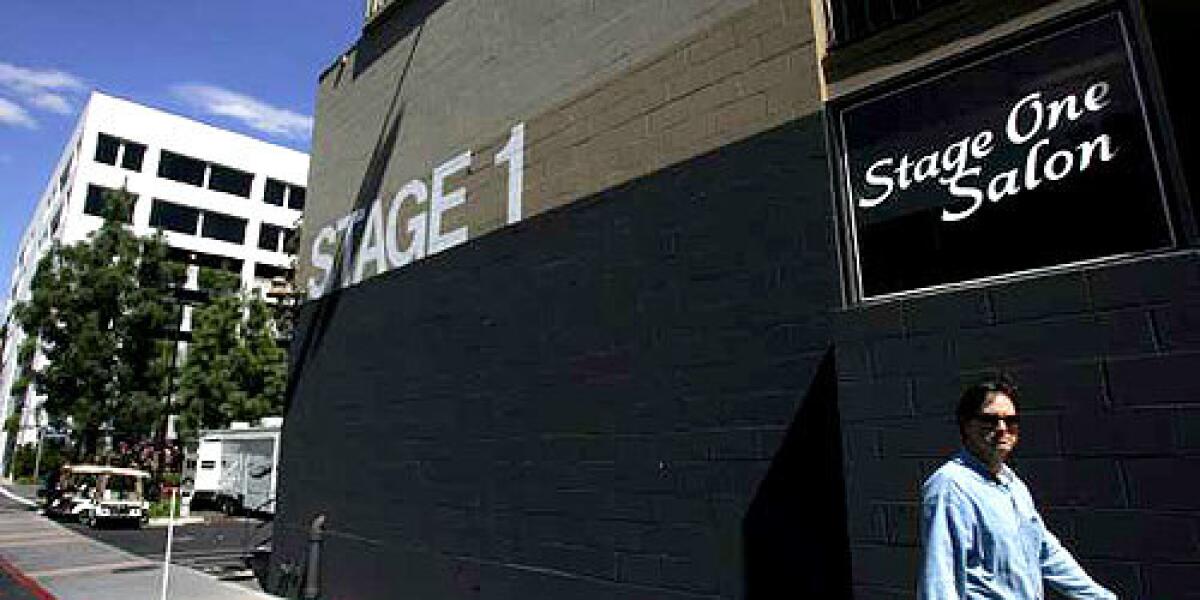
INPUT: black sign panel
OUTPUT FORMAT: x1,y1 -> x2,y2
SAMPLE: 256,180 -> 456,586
837,12 -> 1172,299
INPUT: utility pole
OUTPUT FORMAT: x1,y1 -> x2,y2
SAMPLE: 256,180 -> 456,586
31,413 -> 44,482
155,290 -> 184,491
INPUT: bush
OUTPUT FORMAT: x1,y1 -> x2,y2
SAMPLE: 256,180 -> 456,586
8,441 -> 67,481
3,413 -> 19,437
148,497 -> 182,519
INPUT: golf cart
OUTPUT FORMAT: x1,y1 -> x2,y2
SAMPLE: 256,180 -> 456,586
43,464 -> 151,528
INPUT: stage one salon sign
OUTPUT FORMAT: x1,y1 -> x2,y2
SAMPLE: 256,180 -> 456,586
837,11 -> 1173,299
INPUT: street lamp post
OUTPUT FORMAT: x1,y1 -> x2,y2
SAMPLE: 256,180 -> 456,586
31,415 -> 44,482
155,285 -> 188,490
163,311 -> 179,461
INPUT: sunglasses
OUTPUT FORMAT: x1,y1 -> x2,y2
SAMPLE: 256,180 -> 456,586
973,414 -> 1021,429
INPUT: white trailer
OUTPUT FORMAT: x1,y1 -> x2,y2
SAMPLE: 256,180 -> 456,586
184,418 -> 282,516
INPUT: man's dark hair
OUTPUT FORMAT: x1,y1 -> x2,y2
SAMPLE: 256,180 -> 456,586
957,377 -> 1020,430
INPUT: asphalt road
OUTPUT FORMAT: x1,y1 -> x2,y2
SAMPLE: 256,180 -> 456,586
1,489 -> 276,600
64,512 -> 273,590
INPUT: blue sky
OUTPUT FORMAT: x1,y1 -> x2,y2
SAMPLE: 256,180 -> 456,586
0,1 -> 360,305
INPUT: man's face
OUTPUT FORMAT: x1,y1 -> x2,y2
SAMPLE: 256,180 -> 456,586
963,392 -> 1020,465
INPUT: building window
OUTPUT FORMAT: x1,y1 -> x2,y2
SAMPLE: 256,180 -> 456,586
201,212 -> 247,244
209,164 -> 254,198
121,143 -> 146,171
149,199 -> 200,235
159,150 -> 258,199
49,207 -> 62,234
84,185 -> 108,217
282,228 -> 299,254
158,151 -> 206,187
264,179 -> 286,206
57,153 -> 74,192
263,178 -> 305,209
258,224 -> 285,252
826,0 -> 959,47
84,184 -> 135,223
254,263 -> 291,281
94,134 -> 119,165
365,0 -> 397,22
94,133 -> 146,172
167,247 -> 243,275
289,186 -> 305,210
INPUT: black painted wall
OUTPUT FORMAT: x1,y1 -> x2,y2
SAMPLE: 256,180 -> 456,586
273,5 -> 1200,595
273,114 -> 852,599
1141,0 -> 1200,238
273,105 -> 1200,600
838,253 -> 1200,600
836,3 -> 1200,598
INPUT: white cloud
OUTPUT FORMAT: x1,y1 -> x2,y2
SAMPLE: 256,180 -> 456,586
0,63 -> 84,95
0,62 -> 85,126
0,62 -> 84,110
171,83 -> 313,140
29,93 -> 73,115
0,97 -> 37,128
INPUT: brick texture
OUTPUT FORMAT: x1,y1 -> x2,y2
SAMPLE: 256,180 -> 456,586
275,110 -> 842,599
299,0 -> 820,289
280,1 -> 1200,599
839,254 -> 1200,600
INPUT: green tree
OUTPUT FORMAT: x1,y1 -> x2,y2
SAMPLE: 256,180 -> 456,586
113,227 -> 182,442
11,189 -> 182,459
237,293 -> 288,419
176,271 -> 287,434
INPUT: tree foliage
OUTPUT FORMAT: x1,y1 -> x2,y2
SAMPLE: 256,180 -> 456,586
176,270 -> 288,434
11,189 -> 182,459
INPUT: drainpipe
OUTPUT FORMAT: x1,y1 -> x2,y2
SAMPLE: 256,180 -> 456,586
302,514 -> 326,600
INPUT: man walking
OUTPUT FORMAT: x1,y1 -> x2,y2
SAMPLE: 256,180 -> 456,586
919,379 -> 1117,599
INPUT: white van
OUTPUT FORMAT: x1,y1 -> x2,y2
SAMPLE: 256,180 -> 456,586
183,418 -> 282,516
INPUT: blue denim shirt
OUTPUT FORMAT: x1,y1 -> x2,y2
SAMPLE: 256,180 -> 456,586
918,449 -> 1117,600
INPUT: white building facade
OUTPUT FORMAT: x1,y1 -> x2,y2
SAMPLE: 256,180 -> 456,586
0,91 -> 308,471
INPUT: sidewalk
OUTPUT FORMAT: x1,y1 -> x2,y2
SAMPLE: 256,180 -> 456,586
0,482 -> 276,600
0,480 -> 39,504
0,553 -> 54,600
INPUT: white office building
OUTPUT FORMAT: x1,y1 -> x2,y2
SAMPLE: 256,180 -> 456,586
0,91 -> 308,471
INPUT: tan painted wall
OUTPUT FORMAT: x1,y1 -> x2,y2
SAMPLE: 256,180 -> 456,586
299,0 -> 823,290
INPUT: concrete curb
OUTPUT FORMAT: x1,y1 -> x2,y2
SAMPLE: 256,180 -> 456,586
0,554 -> 57,600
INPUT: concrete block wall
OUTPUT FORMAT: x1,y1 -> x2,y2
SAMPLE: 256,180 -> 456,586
275,113 -> 845,599
299,0 -> 820,287
838,251 -> 1200,600
827,2 -> 1200,597
278,0 -> 1200,598
277,1 -> 843,598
